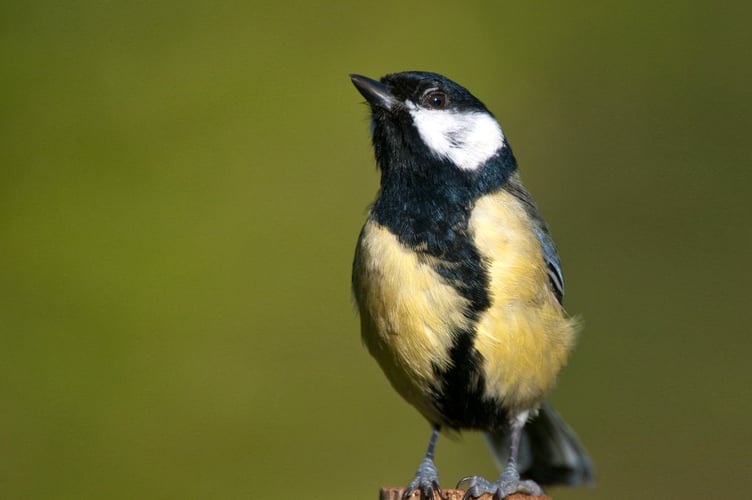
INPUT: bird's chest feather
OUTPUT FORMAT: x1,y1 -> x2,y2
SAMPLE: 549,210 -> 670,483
468,193 -> 577,410
352,190 -> 577,422
352,221 -> 472,421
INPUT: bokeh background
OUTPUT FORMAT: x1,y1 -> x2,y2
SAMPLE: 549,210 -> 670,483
2,1 -> 751,499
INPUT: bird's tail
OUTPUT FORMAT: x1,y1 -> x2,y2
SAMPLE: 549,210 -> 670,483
484,402 -> 595,486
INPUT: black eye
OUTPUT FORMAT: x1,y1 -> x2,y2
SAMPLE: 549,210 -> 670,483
421,90 -> 447,109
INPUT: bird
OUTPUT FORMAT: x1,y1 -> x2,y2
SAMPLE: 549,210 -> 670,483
349,71 -> 594,500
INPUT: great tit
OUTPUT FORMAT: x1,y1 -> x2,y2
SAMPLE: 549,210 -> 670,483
350,71 -> 594,500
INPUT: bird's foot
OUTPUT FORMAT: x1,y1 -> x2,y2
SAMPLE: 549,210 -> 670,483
458,468 -> 543,499
402,457 -> 441,500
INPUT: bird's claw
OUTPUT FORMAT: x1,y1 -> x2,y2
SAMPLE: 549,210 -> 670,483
457,470 -> 543,500
457,475 -> 495,500
402,457 -> 441,500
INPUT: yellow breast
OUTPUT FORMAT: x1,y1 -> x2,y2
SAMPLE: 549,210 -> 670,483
352,221 -> 471,424
352,190 -> 578,422
469,192 -> 578,412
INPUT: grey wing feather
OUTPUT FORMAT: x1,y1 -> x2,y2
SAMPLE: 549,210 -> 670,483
503,175 -> 565,303
534,225 -> 565,303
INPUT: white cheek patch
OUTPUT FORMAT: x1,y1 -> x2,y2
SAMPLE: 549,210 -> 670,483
408,107 -> 505,171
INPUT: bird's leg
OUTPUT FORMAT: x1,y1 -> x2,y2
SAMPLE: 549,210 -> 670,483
403,425 -> 441,500
458,412 -> 544,500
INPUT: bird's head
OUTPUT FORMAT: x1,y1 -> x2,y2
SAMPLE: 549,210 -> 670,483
350,71 -> 508,176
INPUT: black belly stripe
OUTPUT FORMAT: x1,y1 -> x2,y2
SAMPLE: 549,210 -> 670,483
430,326 -> 510,430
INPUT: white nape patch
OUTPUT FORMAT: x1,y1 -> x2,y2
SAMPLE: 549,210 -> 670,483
408,106 -> 505,171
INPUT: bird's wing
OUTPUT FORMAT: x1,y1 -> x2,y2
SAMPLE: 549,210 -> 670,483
503,177 -> 565,304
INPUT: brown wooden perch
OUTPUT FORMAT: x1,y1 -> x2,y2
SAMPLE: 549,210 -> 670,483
380,487 -> 552,500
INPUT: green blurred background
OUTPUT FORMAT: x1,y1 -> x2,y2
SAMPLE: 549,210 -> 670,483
2,1 -> 751,498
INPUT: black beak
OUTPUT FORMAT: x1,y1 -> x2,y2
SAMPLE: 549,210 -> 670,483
350,74 -> 396,110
